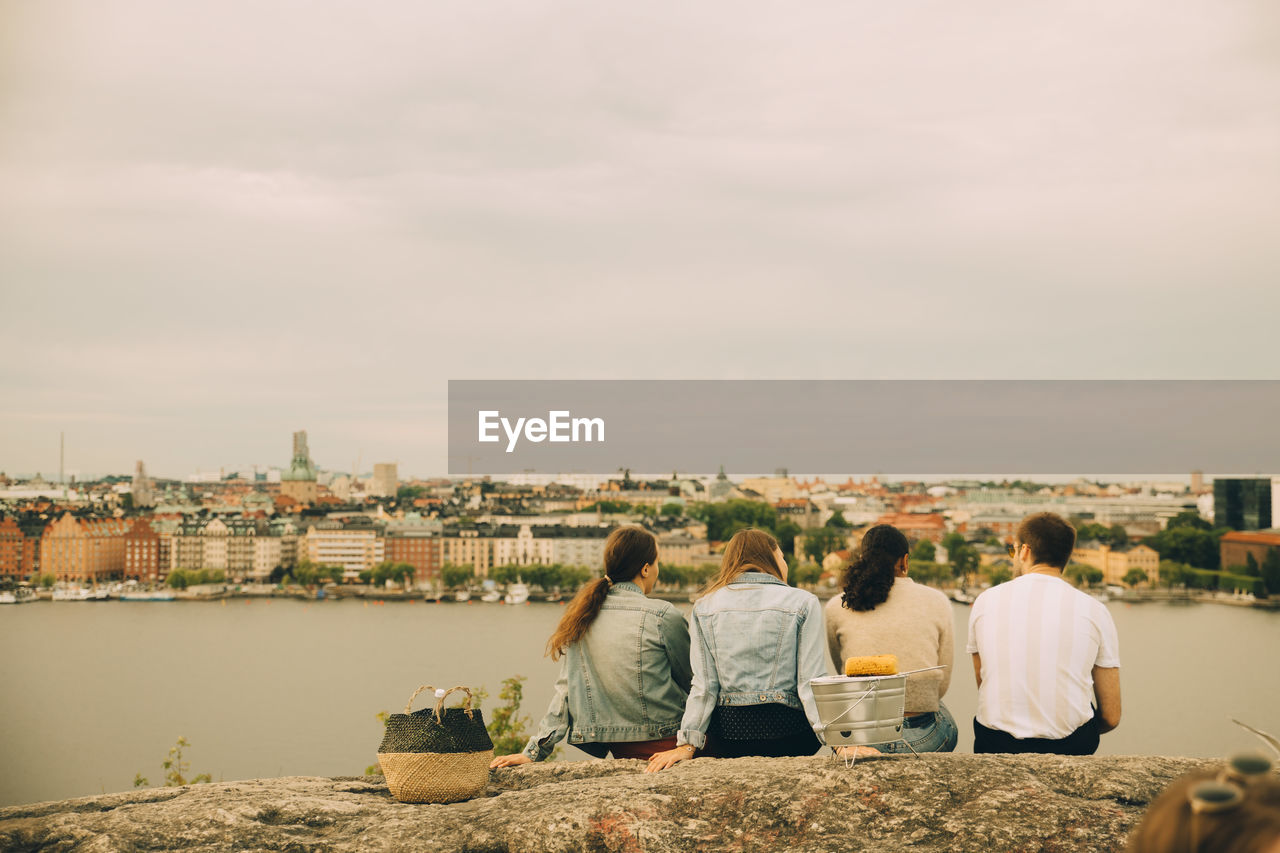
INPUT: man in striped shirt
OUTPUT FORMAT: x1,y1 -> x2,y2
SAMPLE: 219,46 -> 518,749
966,512 -> 1122,755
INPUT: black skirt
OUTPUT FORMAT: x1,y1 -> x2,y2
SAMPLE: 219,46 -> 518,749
706,703 -> 822,758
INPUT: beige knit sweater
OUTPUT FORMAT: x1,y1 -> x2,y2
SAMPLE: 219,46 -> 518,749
824,577 -> 954,713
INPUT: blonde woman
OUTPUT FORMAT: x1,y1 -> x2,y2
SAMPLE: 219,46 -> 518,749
647,528 -> 827,772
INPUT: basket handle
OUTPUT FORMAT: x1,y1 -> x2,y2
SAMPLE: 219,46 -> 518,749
403,684 -> 440,714
435,686 -> 476,722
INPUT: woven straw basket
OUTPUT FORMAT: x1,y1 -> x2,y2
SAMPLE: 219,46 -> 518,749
378,685 -> 494,804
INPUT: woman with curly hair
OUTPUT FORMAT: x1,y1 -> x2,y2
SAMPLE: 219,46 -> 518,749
824,523 -> 957,753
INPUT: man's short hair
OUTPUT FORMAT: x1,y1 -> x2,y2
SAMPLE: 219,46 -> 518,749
1016,512 -> 1076,569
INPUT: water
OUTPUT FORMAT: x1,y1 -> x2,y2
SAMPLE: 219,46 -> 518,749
0,596 -> 1276,807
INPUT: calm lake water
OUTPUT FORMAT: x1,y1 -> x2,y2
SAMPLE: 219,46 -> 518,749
1,596 -> 1277,807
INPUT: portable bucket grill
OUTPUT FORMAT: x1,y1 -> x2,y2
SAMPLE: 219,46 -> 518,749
810,665 -> 947,764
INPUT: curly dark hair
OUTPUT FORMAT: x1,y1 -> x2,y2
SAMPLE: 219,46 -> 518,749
840,524 -> 910,612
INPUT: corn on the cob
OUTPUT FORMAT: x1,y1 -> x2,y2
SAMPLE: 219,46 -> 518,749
844,654 -> 899,676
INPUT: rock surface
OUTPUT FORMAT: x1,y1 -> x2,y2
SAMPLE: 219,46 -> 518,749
0,754 -> 1212,852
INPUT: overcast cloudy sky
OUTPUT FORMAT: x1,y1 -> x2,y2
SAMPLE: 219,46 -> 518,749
2,1 -> 1278,478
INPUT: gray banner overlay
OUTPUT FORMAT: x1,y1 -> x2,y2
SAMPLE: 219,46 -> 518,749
448,380 -> 1279,475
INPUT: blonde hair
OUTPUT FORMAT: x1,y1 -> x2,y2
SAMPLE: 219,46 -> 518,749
699,528 -> 785,597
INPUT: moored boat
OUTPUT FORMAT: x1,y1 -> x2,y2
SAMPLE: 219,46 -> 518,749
120,590 -> 177,601
504,582 -> 530,605
52,587 -> 95,601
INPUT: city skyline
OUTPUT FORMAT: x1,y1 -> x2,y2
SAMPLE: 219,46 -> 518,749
4,1 -> 1279,475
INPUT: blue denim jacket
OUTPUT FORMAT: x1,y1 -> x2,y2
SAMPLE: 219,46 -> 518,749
522,581 -> 692,761
677,572 -> 828,749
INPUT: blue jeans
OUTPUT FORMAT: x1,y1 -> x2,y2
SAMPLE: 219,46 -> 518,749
875,701 -> 959,754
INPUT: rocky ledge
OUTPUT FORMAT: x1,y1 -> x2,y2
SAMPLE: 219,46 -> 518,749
0,754 -> 1212,852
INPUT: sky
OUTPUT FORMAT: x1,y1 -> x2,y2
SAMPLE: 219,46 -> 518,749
2,1 -> 1278,479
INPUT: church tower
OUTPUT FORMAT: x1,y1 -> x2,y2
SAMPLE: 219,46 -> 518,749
279,430 -> 319,504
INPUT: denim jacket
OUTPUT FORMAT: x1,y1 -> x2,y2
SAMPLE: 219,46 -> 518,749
522,581 -> 692,761
677,572 -> 827,749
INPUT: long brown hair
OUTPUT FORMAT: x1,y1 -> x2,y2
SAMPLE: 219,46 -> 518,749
545,526 -> 657,660
841,524 -> 909,612
699,528 -> 785,597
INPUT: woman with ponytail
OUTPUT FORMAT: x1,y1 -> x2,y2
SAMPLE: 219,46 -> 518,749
490,526 -> 691,766
824,524 -> 957,753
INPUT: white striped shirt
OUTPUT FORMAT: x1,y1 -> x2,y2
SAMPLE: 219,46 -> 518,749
966,574 -> 1120,740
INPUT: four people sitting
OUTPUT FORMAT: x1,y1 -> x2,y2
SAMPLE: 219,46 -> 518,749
494,511 -> 1123,770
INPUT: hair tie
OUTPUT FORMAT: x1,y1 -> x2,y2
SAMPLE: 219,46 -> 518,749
604,576 -> 614,588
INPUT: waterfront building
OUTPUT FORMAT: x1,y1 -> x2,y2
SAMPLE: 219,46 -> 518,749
540,525 -> 611,569
40,514 -> 128,583
1071,541 -> 1160,586
439,523 -> 620,575
303,517 -> 384,581
168,517 -> 288,581
1220,530 -> 1280,571
492,524 -> 556,566
280,430 -> 319,504
384,518 -> 442,584
250,531 -> 282,582
253,519 -> 298,580
152,518 -> 179,577
122,519 -> 162,583
441,526 -> 497,577
0,516 -> 27,581
0,514 -> 45,580
1213,478 -> 1274,531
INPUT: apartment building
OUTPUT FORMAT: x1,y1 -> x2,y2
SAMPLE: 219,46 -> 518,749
440,524 -> 625,574
492,525 -> 556,566
304,518 -> 385,581
441,527 -> 497,577
0,515 -> 41,581
40,514 -> 129,583
384,521 -> 442,584
123,518 -> 162,583
170,517 -> 296,580
1072,541 -> 1160,585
